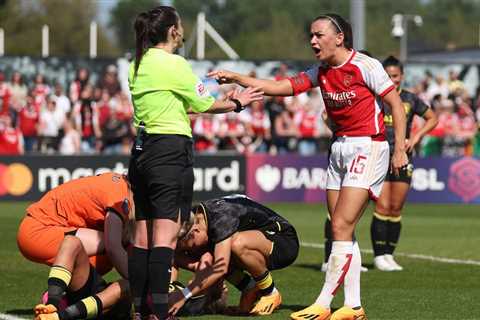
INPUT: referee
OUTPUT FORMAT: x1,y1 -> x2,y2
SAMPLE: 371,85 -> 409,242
127,6 -> 263,320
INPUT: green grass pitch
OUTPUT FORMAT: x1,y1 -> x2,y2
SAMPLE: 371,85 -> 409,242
1,202 -> 479,319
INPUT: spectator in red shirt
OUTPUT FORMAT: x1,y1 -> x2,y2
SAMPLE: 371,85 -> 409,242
192,113 -> 219,153
457,103 -> 476,155
295,99 -> 321,155
97,89 -> 112,128
0,72 -> 12,115
73,85 -> 101,153
32,74 -> 51,106
18,95 -> 40,152
0,114 -> 24,155
240,100 -> 271,153
217,112 -> 246,152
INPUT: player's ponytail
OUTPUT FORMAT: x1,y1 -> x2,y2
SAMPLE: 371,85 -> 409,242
133,6 -> 180,79
133,12 -> 150,80
313,13 -> 353,50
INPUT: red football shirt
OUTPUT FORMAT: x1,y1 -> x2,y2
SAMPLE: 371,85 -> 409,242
288,51 -> 394,137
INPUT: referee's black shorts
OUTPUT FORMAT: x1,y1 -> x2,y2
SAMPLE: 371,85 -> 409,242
128,134 -> 194,222
261,222 -> 299,270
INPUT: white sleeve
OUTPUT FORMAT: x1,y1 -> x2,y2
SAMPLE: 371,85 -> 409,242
357,57 -> 394,97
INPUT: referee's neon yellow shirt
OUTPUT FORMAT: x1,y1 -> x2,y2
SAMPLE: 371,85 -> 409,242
128,48 -> 215,137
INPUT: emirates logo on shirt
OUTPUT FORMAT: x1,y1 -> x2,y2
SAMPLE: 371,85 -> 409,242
322,91 -> 357,108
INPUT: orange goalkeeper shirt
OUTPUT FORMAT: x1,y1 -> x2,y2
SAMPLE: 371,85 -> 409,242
26,173 -> 132,231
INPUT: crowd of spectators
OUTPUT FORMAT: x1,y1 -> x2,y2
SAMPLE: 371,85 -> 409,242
0,63 -> 479,157
0,65 -> 134,155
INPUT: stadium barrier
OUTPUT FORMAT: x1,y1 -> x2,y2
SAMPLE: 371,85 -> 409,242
0,155 -> 245,201
0,155 -> 478,203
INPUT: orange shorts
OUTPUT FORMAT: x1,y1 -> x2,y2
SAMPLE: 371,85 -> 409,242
17,215 -> 113,275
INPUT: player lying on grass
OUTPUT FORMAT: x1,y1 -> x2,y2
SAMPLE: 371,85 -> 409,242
33,234 -> 131,320
169,194 -> 299,316
17,173 -> 134,278
170,257 -> 229,316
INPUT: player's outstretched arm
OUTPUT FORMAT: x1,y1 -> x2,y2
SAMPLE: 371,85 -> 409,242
208,70 -> 294,96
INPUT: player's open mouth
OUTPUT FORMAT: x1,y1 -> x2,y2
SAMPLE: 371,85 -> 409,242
312,47 -> 321,55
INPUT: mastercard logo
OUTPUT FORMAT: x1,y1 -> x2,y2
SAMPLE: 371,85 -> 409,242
0,163 -> 33,196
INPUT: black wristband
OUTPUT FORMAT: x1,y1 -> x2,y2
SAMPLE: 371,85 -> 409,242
230,98 -> 245,113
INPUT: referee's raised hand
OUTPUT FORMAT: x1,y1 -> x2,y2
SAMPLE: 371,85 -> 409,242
230,86 -> 264,107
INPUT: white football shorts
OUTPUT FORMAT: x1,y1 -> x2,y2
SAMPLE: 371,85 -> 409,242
326,136 -> 390,200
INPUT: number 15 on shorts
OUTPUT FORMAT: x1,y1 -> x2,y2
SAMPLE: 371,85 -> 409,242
349,155 -> 367,174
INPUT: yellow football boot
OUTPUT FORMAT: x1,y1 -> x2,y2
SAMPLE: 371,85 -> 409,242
330,306 -> 367,320
34,304 -> 57,316
290,304 -> 331,320
250,290 -> 282,315
34,312 -> 60,320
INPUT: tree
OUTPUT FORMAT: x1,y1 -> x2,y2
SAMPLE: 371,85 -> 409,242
174,0 -> 349,60
109,0 -> 160,54
107,0 -> 480,60
0,0 -> 118,57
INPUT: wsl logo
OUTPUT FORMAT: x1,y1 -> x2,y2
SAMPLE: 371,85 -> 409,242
448,157 -> 480,202
0,163 -> 33,196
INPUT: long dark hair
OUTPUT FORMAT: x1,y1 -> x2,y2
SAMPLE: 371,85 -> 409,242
313,13 -> 353,50
133,6 -> 180,79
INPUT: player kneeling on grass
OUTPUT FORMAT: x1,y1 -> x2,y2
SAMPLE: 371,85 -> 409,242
33,235 -> 131,320
169,194 -> 299,316
17,173 -> 134,278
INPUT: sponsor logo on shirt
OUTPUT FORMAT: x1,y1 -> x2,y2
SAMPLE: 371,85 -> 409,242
322,91 -> 357,108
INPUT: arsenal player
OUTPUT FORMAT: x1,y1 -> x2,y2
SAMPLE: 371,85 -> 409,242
208,13 -> 408,320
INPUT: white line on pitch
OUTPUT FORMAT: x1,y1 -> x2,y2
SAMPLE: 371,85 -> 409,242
0,314 -> 27,320
300,241 -> 480,266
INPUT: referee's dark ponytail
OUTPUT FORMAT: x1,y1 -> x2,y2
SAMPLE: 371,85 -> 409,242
133,6 -> 180,79
313,13 -> 353,50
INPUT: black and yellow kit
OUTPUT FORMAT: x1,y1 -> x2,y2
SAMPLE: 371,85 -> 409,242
196,194 -> 299,270
380,89 -> 430,183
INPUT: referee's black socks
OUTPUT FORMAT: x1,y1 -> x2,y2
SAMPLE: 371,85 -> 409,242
128,247 -> 150,314
149,246 -> 174,318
